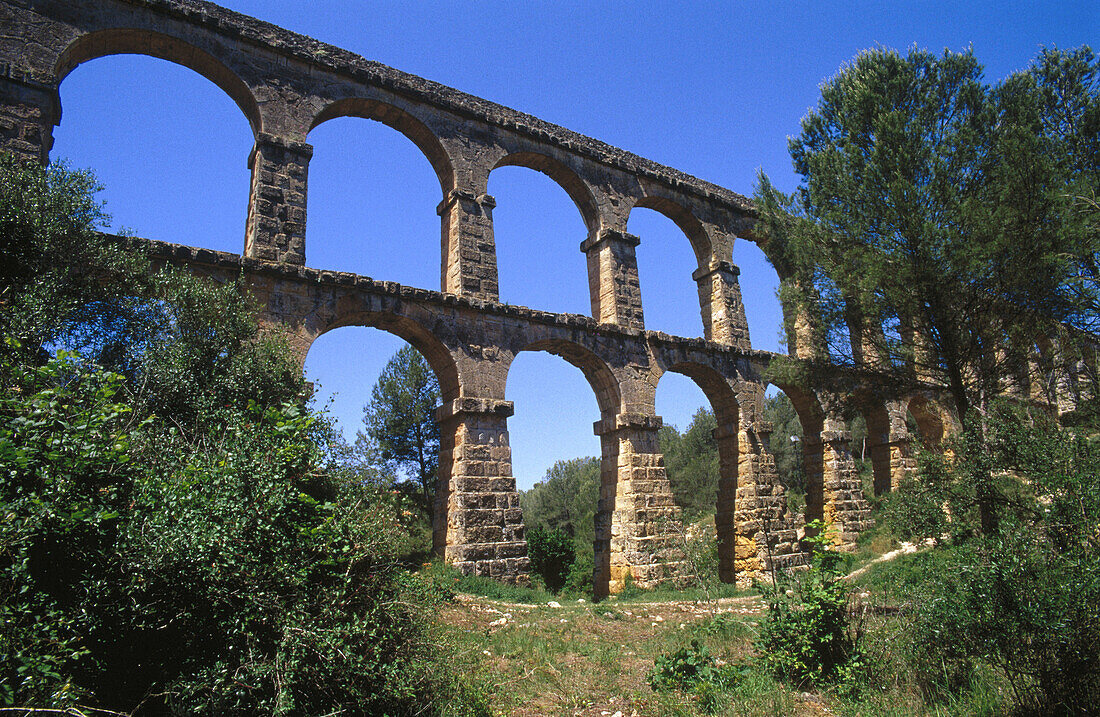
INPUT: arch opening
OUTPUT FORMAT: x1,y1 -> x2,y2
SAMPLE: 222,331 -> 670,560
907,395 -> 948,448
766,383 -> 824,529
631,195 -> 710,268
507,345 -> 608,596
734,237 -> 786,354
310,98 -> 453,195
492,152 -> 599,234
303,325 -> 455,562
489,164 -> 595,316
657,364 -> 741,583
631,207 -> 706,338
305,115 -> 444,285
856,401 -> 895,497
52,53 -> 253,254
56,29 -> 261,135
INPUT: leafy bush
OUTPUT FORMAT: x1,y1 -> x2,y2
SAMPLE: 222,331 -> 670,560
526,525 -> 574,593
755,523 -> 864,691
649,640 -> 727,691
895,407 -> 1100,714
649,639 -> 752,715
0,351 -> 477,714
0,159 -> 489,716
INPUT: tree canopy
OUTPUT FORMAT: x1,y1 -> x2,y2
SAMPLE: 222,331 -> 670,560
0,158 -> 483,714
357,344 -> 441,513
757,46 -> 1100,425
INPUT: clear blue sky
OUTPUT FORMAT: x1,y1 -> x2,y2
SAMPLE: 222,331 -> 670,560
50,0 -> 1097,489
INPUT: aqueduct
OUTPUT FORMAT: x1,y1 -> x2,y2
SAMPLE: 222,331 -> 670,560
3,0 -> 1043,595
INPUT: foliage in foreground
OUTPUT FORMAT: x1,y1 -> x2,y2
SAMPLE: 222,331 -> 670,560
884,406 -> 1100,715
0,158 -> 485,715
755,524 -> 864,693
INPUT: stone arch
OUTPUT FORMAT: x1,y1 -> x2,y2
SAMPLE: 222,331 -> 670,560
513,338 -> 621,419
509,337 -> 623,596
55,28 -> 261,136
857,400 -> 896,496
317,310 -> 461,404
629,195 -> 711,268
662,361 -> 742,582
907,395 -> 949,448
310,98 -> 455,195
766,382 -> 826,529
490,152 -> 600,235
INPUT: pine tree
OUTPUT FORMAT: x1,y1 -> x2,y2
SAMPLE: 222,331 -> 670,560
357,344 -> 441,513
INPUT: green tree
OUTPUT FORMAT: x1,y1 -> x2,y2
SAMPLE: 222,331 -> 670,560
757,46 -> 1100,532
764,393 -> 804,494
661,408 -> 720,519
759,46 -> 1099,424
520,457 -> 600,594
521,457 -> 600,547
0,156 -> 146,364
891,405 -> 1100,713
0,159 -> 487,715
358,345 -> 441,513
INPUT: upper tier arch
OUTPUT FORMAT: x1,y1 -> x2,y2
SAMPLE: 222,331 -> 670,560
628,195 -> 712,267
55,28 -> 260,136
490,152 -> 600,235
310,98 -> 455,195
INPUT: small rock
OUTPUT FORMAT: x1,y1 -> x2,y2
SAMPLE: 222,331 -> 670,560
653,615 -> 664,622
611,712 -> 623,717
577,598 -> 586,603
547,601 -> 561,608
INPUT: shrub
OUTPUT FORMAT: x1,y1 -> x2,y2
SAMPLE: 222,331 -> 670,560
526,525 -> 575,593
887,406 -> 1100,714
755,523 -> 864,691
0,352 -> 479,714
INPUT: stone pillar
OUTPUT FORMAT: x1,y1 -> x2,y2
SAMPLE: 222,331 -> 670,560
695,260 -> 750,349
245,132 -> 312,264
592,413 -> 681,597
0,73 -> 59,164
433,397 -> 529,583
438,189 -> 499,300
816,420 -> 873,550
580,228 -> 644,329
866,400 -> 916,495
734,419 -> 805,585
713,421 -> 739,583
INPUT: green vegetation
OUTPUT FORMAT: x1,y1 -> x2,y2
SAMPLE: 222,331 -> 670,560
5,42 -> 1098,717
357,343 -> 441,515
661,408 -> 721,520
0,157 -> 487,715
756,45 -> 1099,427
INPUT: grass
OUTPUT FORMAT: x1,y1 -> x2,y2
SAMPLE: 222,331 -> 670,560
438,593 -> 798,716
421,538 -> 1016,717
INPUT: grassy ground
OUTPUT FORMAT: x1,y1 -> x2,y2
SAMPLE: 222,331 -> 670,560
428,540 -> 1013,717
439,591 -> 821,717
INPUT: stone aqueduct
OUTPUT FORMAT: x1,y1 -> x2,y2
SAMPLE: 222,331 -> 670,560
2,0 -> 974,595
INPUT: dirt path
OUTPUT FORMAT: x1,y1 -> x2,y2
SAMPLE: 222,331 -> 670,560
843,539 -> 933,582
